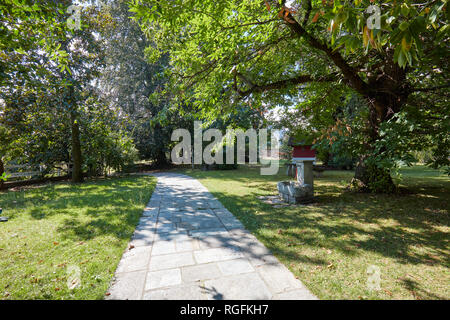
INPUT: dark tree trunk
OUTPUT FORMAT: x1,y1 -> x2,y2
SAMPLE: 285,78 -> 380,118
70,112 -> 83,183
348,52 -> 410,193
322,151 -> 331,167
353,156 -> 395,193
154,149 -> 170,168
0,157 -> 4,187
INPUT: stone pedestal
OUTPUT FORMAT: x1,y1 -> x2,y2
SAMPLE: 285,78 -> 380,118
278,160 -> 314,204
285,163 -> 295,177
296,160 -> 314,194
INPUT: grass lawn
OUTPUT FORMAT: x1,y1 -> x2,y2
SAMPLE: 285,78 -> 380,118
0,175 -> 156,300
183,165 -> 449,300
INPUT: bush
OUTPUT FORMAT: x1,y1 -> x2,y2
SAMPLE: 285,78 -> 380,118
327,154 -> 356,170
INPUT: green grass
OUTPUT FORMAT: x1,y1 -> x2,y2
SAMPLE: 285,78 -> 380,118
0,175 -> 156,300
183,165 -> 449,300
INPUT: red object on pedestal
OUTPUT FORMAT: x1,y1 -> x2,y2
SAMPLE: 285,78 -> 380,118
292,145 -> 316,161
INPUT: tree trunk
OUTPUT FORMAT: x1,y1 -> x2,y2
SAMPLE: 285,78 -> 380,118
347,55 -> 409,193
70,112 -> 83,183
0,157 -> 4,188
351,92 -> 404,192
154,149 -> 170,168
352,156 -> 395,193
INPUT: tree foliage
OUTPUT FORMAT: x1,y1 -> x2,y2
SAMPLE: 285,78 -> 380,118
132,0 -> 449,191
0,1 -> 138,182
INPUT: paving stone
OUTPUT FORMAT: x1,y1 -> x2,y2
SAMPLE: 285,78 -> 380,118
219,216 -> 245,230
181,209 -> 216,218
151,240 -> 176,256
136,218 -> 157,231
190,228 -> 228,238
181,205 -> 203,211
208,200 -> 225,209
149,252 -> 196,271
157,216 -> 173,224
194,247 -> 244,264
272,289 -> 318,300
135,224 -> 156,233
143,284 -> 205,300
145,268 -> 182,290
178,219 -> 224,231
159,207 -> 182,213
212,208 -> 235,219
203,273 -> 272,300
148,201 -> 161,208
156,222 -> 177,234
227,231 -> 279,266
154,230 -> 189,241
217,258 -> 254,276
130,229 -> 155,247
116,246 -> 152,273
181,263 -> 222,282
106,270 -> 146,300
158,210 -> 174,219
196,234 -> 240,250
138,216 -> 158,225
256,263 -> 304,294
142,207 -> 159,218
108,172 -> 317,300
175,238 -> 197,252
175,221 -> 196,231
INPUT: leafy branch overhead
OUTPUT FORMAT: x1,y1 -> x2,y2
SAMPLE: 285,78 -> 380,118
131,0 -> 449,191
131,0 -> 448,102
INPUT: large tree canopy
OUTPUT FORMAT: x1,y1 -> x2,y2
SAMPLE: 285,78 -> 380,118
132,0 -> 449,192
0,1 -> 138,183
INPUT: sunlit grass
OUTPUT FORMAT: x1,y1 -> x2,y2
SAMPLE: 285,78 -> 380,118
184,165 -> 449,300
0,176 -> 156,300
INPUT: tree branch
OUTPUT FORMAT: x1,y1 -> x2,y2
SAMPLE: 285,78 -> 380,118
279,7 -> 369,95
233,71 -> 336,96
222,19 -> 278,30
302,0 -> 312,26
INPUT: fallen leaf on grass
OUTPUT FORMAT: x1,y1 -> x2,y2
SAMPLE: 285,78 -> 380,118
29,277 -> 40,284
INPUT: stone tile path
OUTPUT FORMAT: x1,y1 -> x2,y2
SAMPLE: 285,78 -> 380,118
107,173 -> 317,300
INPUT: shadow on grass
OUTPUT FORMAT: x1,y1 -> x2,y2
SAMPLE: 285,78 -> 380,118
184,166 -> 449,298
217,189 -> 448,264
399,278 -> 447,300
0,176 -> 156,242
